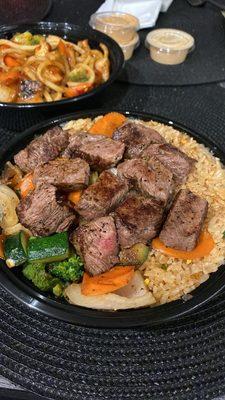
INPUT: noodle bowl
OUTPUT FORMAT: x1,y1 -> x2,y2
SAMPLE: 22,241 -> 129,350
0,31 -> 110,103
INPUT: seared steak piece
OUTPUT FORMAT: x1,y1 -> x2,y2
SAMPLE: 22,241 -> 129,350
75,171 -> 128,220
14,127 -> 69,173
33,158 -> 90,191
117,158 -> 174,206
115,194 -> 164,248
71,216 -> 119,275
62,132 -> 125,170
141,143 -> 196,184
17,184 -> 76,236
159,189 -> 208,251
113,121 -> 165,158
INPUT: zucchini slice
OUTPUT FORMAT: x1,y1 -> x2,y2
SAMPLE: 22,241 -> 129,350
4,231 -> 28,268
28,232 -> 69,263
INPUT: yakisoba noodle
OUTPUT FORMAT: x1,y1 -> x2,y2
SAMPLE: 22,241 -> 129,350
0,31 -> 110,103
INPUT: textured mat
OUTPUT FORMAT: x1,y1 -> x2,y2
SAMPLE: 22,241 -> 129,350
119,1 -> 225,86
0,0 -> 52,24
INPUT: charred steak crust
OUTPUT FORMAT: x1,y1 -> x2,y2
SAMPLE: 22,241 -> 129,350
71,216 -> 119,276
115,193 -> 164,248
113,121 -> 166,158
117,158 -> 174,206
159,189 -> 208,251
62,132 -> 125,170
14,127 -> 69,173
33,158 -> 90,191
75,170 -> 129,220
17,184 -> 76,237
142,143 -> 197,184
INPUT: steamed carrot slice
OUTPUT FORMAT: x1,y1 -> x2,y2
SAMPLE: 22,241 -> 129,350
0,234 -> 5,259
4,55 -> 21,67
16,172 -> 35,198
81,266 -> 134,296
58,40 -> 67,56
68,191 -> 82,204
152,231 -> 215,260
89,112 -> 127,137
0,70 -> 21,85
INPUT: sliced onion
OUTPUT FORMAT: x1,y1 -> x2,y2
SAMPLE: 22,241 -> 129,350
0,184 -> 19,230
64,283 -> 155,310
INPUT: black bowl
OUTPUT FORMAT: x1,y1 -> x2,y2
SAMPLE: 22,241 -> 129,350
0,22 -> 124,109
0,110 -> 224,328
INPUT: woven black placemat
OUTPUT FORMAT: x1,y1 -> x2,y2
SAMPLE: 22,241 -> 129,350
119,0 -> 225,86
0,0 -> 52,25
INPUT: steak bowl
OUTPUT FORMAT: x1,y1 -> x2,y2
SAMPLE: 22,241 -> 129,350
0,110 -> 224,328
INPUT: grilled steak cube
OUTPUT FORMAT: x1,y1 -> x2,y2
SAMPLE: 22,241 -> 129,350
117,158 -> 174,206
17,184 -> 76,236
62,132 -> 125,170
33,158 -> 90,191
75,170 -> 129,220
159,189 -> 208,251
141,143 -> 196,184
71,216 -> 119,275
115,194 -> 164,248
113,121 -> 165,158
14,126 -> 69,173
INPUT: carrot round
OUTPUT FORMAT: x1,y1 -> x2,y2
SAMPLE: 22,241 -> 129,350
0,234 -> 5,259
16,172 -> 35,198
152,231 -> 215,260
81,266 -> 134,296
4,55 -> 21,67
68,190 -> 82,204
0,70 -> 21,85
89,112 -> 126,137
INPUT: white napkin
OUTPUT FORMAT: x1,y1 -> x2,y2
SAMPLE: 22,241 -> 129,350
96,0 -> 174,29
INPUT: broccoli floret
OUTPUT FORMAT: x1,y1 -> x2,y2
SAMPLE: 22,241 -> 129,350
23,263 -> 63,293
53,283 -> 64,297
48,255 -> 84,282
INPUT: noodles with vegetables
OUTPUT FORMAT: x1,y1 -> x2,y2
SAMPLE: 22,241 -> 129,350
0,31 -> 110,103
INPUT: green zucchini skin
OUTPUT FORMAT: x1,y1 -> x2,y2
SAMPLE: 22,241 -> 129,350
4,231 -> 28,267
28,232 -> 70,263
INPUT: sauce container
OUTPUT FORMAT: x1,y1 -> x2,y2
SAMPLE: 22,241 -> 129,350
145,29 -> 195,65
89,11 -> 139,45
120,33 -> 140,60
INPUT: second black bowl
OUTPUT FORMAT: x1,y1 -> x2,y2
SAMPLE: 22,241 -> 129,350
0,22 -> 124,110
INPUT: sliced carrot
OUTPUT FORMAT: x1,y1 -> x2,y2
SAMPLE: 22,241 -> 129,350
89,112 -> 127,137
152,231 -> 215,260
58,40 -> 67,56
68,190 -> 82,204
16,172 -> 35,198
81,266 -> 134,296
0,234 -> 5,259
4,55 -> 21,67
0,70 -> 21,85
64,83 -> 93,98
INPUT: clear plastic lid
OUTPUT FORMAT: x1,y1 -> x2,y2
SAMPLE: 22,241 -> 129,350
89,11 -> 140,32
146,29 -> 194,52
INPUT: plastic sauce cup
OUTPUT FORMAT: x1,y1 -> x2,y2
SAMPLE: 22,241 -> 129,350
120,33 -> 140,60
89,11 -> 140,45
145,29 -> 195,65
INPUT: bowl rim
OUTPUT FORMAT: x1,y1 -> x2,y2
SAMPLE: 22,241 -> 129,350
0,108 -> 224,329
0,21 -> 124,109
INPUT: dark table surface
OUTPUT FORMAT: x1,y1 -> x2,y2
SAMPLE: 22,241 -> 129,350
1,0 -> 225,399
